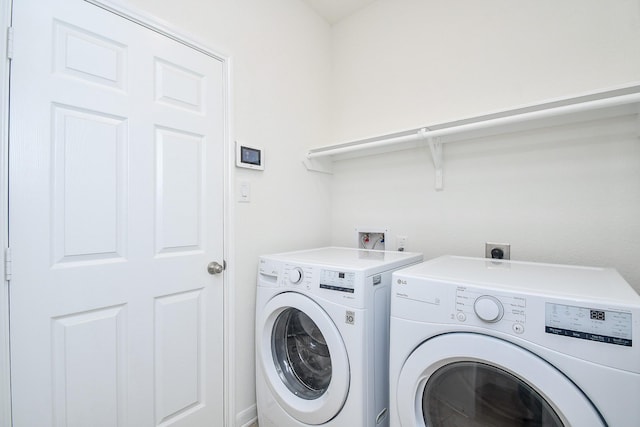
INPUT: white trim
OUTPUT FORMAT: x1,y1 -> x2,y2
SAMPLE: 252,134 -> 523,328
2,1 -> 236,425
0,0 -> 13,424
235,404 -> 258,427
84,0 -> 230,60
224,57 -> 237,427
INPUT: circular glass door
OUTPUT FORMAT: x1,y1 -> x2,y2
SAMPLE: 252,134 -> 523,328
271,307 -> 332,400
258,292 -> 350,425
396,333 -> 605,427
422,361 -> 562,426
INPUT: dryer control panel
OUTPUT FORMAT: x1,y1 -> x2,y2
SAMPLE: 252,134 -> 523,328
545,303 -> 632,347
457,287 -> 526,322
391,255 -> 640,373
391,273 -> 640,372
455,287 -> 527,335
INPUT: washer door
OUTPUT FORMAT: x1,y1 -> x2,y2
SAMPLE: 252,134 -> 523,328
258,292 -> 350,425
396,333 -> 605,427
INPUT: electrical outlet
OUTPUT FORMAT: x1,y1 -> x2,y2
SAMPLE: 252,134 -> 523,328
397,235 -> 407,251
485,242 -> 510,260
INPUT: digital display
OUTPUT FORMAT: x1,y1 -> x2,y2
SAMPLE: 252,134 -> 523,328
241,146 -> 261,166
236,142 -> 264,170
320,269 -> 355,294
545,303 -> 632,347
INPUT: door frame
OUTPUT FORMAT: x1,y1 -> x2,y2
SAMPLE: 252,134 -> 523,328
0,0 -> 12,425
0,0 -> 236,425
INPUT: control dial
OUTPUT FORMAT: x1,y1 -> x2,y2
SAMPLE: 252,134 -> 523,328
474,295 -> 504,323
288,267 -> 303,284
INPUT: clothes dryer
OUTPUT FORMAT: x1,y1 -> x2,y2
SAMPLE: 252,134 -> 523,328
256,247 -> 422,427
389,256 -> 640,427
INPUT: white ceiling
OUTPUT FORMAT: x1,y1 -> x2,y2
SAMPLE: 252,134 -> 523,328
301,0 -> 377,24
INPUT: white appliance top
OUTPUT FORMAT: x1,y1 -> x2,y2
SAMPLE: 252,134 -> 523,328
397,255 -> 640,304
261,247 -> 422,274
392,256 -> 640,372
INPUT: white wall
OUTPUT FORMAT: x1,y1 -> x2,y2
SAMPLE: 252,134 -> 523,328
329,0 -> 640,290
119,0 -> 333,423
331,0 -> 640,141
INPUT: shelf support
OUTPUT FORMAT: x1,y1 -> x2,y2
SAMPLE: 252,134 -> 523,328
421,129 -> 443,191
303,157 -> 333,174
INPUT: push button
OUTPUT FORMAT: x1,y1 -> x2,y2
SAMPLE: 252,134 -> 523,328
513,323 -> 525,334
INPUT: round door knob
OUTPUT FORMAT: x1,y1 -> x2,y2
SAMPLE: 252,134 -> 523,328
207,261 -> 225,275
474,295 -> 504,323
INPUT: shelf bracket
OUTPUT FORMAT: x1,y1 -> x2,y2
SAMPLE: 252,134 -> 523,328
303,157 -> 333,174
421,129 -> 443,191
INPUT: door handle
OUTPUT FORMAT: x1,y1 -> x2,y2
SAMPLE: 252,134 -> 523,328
207,261 -> 225,275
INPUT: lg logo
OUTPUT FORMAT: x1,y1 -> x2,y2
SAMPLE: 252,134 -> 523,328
396,279 -> 407,285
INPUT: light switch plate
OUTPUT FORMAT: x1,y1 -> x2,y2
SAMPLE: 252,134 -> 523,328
238,180 -> 251,203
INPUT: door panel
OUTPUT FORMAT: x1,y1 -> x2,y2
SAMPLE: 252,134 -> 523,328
155,127 -> 204,254
52,105 -> 128,265
154,59 -> 205,112
155,290 -> 204,423
53,20 -> 127,90
52,305 -> 127,427
9,1 -> 226,426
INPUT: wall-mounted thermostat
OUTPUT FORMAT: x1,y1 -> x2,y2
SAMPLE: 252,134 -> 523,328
236,141 -> 264,170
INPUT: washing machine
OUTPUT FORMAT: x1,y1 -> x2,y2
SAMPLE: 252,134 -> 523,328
256,247 -> 423,427
389,255 -> 640,427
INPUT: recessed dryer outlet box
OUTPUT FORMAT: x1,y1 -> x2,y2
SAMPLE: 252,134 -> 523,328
355,227 -> 388,250
485,242 -> 511,260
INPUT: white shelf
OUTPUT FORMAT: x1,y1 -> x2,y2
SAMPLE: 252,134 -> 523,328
303,84 -> 640,189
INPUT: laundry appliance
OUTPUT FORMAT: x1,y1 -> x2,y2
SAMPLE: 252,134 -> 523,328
256,247 -> 423,427
389,255 -> 640,427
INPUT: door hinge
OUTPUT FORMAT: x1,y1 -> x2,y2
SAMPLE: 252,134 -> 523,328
4,247 -> 11,282
6,26 -> 13,60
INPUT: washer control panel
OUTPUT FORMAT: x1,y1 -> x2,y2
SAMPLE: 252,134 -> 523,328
281,264 -> 358,294
283,264 -> 314,289
288,267 -> 303,284
319,269 -> 356,293
271,262 -> 376,308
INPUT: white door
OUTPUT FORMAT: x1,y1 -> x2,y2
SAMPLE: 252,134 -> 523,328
9,0 -> 226,426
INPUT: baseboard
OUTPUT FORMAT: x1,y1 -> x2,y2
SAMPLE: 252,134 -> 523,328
236,403 -> 258,427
